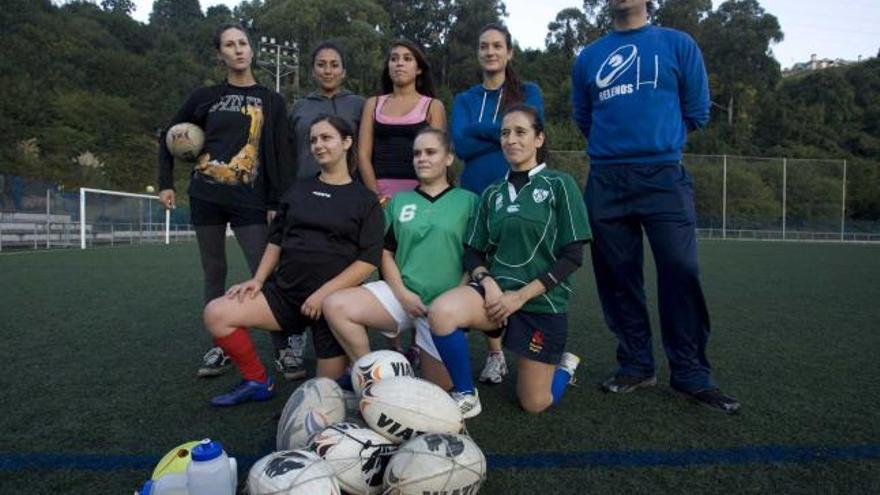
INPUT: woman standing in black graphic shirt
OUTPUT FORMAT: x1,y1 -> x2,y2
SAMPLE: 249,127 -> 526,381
157,23 -> 300,380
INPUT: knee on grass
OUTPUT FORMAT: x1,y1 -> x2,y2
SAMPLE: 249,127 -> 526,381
518,393 -> 553,415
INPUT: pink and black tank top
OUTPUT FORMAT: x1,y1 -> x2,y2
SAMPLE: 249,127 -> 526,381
371,95 -> 432,180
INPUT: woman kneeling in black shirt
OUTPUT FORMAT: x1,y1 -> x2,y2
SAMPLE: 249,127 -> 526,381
203,114 -> 384,407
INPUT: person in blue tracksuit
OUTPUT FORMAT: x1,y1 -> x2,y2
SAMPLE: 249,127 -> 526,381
450,23 -> 544,386
572,0 -> 739,413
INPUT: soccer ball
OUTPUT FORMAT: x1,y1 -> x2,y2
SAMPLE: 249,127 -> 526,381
165,122 -> 204,161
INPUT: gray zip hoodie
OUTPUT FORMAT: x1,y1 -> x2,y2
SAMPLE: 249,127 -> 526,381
288,89 -> 365,179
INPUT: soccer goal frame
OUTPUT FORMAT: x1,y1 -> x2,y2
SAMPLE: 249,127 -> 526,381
79,187 -> 170,249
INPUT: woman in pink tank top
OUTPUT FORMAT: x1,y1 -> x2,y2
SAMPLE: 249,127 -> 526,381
358,40 -> 446,203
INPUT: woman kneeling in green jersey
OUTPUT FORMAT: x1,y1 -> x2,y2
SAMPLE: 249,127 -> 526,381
323,128 -> 479,390
429,104 -> 592,417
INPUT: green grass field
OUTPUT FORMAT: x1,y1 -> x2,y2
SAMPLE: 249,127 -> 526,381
1,240 -> 879,494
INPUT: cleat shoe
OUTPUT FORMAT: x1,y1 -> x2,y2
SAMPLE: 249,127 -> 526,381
558,352 -> 581,386
675,387 -> 741,415
451,389 -> 482,419
600,374 -> 658,393
478,351 -> 507,384
275,348 -> 306,381
210,377 -> 275,407
197,346 -> 231,377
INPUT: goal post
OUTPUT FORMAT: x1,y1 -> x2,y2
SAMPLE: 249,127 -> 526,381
79,187 -> 171,250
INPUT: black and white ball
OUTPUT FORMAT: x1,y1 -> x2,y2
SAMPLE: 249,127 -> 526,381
351,350 -> 414,396
384,433 -> 486,495
360,376 -> 462,444
247,449 -> 340,495
308,422 -> 397,495
277,378 -> 347,450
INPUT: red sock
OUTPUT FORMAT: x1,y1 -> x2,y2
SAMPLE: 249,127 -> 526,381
214,327 -> 267,383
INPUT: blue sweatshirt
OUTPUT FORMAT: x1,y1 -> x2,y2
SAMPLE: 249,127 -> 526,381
572,24 -> 709,166
451,82 -> 543,194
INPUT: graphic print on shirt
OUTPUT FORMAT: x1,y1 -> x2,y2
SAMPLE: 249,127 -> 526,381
595,44 -> 659,102
195,94 -> 264,186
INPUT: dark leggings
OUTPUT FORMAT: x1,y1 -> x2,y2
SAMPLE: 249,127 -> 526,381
195,223 -> 293,351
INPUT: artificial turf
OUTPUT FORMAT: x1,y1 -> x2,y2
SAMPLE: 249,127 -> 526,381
0,240 -> 878,494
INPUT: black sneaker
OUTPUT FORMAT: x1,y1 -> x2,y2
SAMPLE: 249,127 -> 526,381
197,346 -> 231,377
676,387 -> 741,415
600,374 -> 658,393
274,347 -> 306,381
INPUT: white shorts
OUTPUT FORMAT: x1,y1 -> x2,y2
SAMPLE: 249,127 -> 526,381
362,281 -> 440,360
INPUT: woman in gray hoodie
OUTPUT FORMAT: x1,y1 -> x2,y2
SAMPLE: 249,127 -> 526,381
289,41 -> 365,180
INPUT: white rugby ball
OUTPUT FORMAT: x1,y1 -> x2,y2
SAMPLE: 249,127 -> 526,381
360,376 -> 463,444
247,449 -> 340,495
384,433 -> 486,495
277,378 -> 347,450
309,422 -> 397,495
351,350 -> 414,396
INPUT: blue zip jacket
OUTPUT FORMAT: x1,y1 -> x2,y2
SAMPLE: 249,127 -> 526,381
572,24 -> 709,166
452,82 -> 543,193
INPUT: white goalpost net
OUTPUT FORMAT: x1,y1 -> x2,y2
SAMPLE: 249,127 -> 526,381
78,188 -> 171,249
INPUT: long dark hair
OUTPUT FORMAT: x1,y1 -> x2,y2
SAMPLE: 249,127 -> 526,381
478,23 -> 524,112
502,104 -> 548,165
380,40 -> 436,97
309,113 -> 359,174
414,127 -> 456,185
213,23 -> 251,50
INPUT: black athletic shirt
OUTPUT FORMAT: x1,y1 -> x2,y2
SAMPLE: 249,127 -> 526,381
158,83 -> 294,210
267,176 -> 384,292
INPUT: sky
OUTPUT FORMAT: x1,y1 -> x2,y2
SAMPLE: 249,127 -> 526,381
125,0 -> 879,69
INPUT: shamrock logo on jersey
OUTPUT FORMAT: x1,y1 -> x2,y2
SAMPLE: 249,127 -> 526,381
532,188 -> 549,203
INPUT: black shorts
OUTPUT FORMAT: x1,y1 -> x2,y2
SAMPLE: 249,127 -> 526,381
190,196 -> 265,227
466,282 -> 567,364
261,279 -> 345,359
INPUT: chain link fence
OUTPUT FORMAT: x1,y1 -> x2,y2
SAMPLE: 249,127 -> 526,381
551,152 -> 879,242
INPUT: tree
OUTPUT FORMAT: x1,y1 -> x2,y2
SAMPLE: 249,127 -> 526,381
381,0 -> 455,50
101,0 -> 134,15
699,0 -> 782,130
653,0 -> 711,36
545,7 -> 589,55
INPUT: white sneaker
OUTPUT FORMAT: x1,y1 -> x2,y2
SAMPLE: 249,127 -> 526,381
478,351 -> 507,384
450,389 -> 482,419
558,352 -> 581,385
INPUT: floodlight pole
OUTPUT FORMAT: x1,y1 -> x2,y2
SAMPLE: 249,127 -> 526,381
258,37 -> 298,94
841,159 -> 847,241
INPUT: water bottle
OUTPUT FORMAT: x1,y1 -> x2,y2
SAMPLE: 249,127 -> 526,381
186,439 -> 237,495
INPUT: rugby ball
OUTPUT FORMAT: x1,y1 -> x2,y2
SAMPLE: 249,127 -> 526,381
360,376 -> 463,444
351,350 -> 414,396
247,449 -> 340,495
165,122 -> 204,161
277,378 -> 347,450
384,433 -> 486,495
309,422 -> 397,495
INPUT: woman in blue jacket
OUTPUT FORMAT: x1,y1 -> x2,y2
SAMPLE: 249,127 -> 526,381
450,23 -> 544,385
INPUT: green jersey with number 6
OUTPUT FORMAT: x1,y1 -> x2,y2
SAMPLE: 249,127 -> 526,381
385,187 -> 479,305
466,164 -> 591,313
